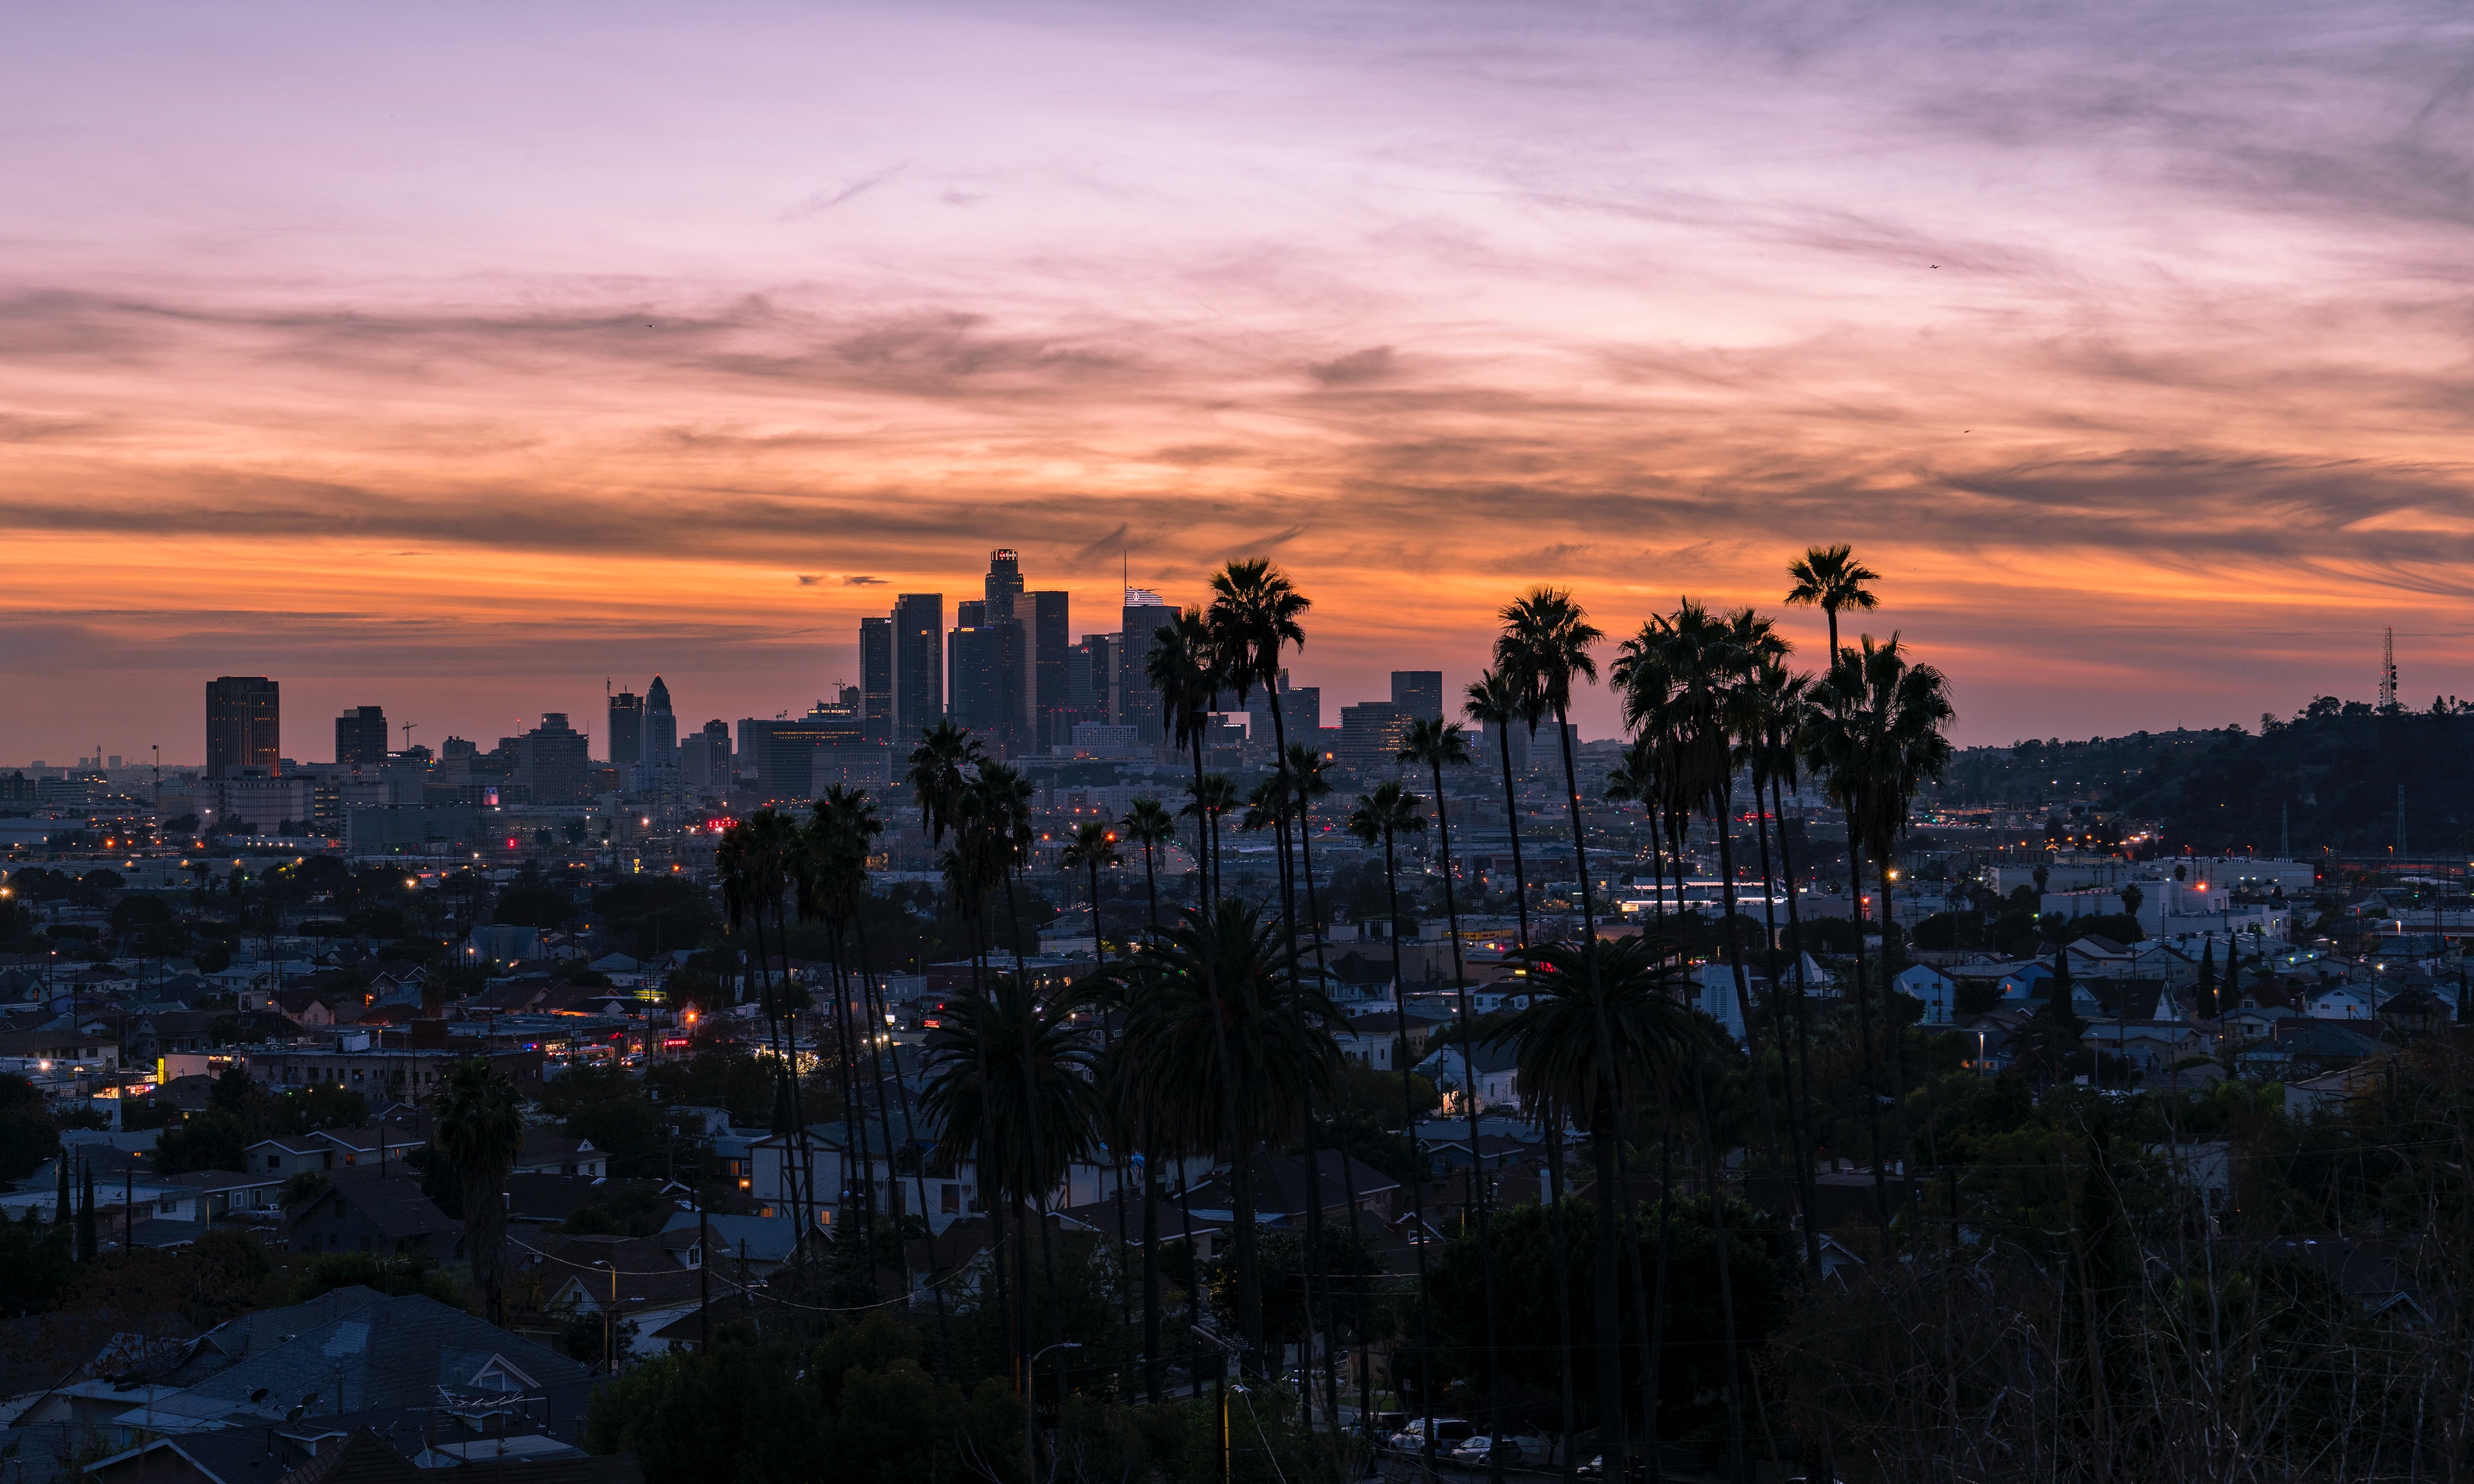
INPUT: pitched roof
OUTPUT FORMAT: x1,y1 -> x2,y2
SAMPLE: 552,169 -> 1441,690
184,1293 -> 591,1413
282,1171 -> 457,1243
277,1429 -> 420,1484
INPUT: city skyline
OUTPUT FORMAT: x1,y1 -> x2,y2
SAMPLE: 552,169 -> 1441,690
10,1 -> 2474,758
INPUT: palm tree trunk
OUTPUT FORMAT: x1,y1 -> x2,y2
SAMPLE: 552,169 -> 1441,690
1770,772 -> 1825,1276
1494,725 -> 1532,950
1431,758 -> 1507,1484
1380,830 -> 1438,1474
1711,780 -> 1783,1220
1877,849 -> 1915,1210
1841,828 -> 1892,1232
853,906 -> 949,1347
827,943 -> 872,1247
1143,1141 -> 1164,1406
1589,1099 -> 1627,1469
1547,1125 -> 1577,1484
1555,707 -> 1595,948
1748,784 -> 1819,1278
1695,1074 -> 1746,1483
1292,782 -> 1360,1449
1647,1127 -> 1674,1484
1142,842 -> 1160,930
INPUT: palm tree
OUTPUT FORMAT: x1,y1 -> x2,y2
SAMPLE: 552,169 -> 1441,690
1110,900 -> 1341,1379
1784,543 -> 1880,663
976,761 -> 1040,965
905,718 -> 986,848
1496,588 -> 1604,949
1399,716 -> 1507,1476
1148,609 -> 1225,902
1121,799 -> 1177,931
1465,667 -> 1542,948
1209,558 -> 1314,976
1346,780 -> 1442,1455
1743,660 -> 1828,1277
800,794 -> 879,1243
920,970 -> 1103,1398
433,1057 -> 525,1324
1061,820 -> 1122,960
1498,936 -> 1712,1473
717,809 -> 816,1237
1183,773 -> 1240,904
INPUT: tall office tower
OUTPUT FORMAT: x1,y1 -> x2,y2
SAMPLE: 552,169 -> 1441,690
1478,717 -> 1532,774
1065,633 -> 1117,732
334,705 -> 389,766
607,691 -> 645,771
1118,590 -> 1179,748
1031,590 -> 1070,747
947,620 -> 1031,753
681,718 -> 733,791
891,593 -> 943,741
1391,671 -> 1445,722
984,548 -> 1024,625
645,676 -> 678,766
205,677 -> 280,778
957,600 -> 987,627
1338,700 -> 1414,772
859,617 -> 894,744
517,712 -> 592,801
1244,673 -> 1322,754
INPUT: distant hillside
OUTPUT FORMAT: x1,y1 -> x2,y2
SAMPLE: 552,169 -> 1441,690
1938,704 -> 2474,857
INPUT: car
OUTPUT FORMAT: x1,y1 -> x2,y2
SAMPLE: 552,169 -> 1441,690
1388,1418 -> 1477,1454
1449,1437 -> 1498,1466
1451,1435 -> 1546,1466
1576,1455 -> 1605,1479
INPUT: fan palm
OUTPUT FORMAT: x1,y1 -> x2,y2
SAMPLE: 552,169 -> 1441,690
802,789 -> 883,1242
1120,799 -> 1177,930
1148,609 -> 1225,902
1182,773 -> 1240,904
1110,900 -> 1340,1376
717,808 -> 817,1234
433,1057 -> 525,1324
1464,667 -> 1542,948
905,718 -> 986,847
1495,588 -> 1603,949
1499,936 -> 1713,1469
921,970 -> 1104,1384
1399,716 -> 1507,1477
1060,819 -> 1122,960
1784,543 -> 1880,662
1346,780 -> 1441,1449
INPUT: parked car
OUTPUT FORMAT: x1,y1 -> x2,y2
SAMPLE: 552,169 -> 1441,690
1389,1418 -> 1476,1454
1453,1435 -> 1547,1467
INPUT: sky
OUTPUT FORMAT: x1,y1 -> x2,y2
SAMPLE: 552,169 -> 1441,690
7,0 -> 2474,763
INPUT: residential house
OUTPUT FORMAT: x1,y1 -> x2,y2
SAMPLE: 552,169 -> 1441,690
279,1171 -> 460,1258
2308,985 -> 2379,1022
1414,1041 -> 1521,1115
657,1212 -> 800,1279
245,1136 -> 336,1177
1891,965 -> 1958,1026
315,1125 -> 426,1171
513,1130 -> 605,1179
530,1235 -> 706,1358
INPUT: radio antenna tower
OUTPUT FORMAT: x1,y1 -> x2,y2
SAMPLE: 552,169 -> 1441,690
2380,627 -> 2398,710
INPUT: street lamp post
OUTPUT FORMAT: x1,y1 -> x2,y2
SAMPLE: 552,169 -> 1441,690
1027,1340 -> 1083,1471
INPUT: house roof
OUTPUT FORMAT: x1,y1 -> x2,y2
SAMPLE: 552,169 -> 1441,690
528,1236 -> 703,1315
282,1170 -> 456,1243
657,1211 -> 799,1265
182,1293 -> 591,1413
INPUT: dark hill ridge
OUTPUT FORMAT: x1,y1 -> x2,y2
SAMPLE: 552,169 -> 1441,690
1938,704 -> 2474,857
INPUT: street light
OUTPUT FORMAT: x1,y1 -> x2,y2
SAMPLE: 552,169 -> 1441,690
1027,1340 -> 1083,1468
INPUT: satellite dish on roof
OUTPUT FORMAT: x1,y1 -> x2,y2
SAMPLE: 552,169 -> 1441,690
284,1407 -> 304,1423
249,1388 -> 269,1404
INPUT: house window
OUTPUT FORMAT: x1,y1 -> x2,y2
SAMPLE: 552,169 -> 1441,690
941,1184 -> 960,1214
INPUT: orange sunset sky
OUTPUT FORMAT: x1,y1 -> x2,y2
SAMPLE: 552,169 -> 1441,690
7,1 -> 2474,762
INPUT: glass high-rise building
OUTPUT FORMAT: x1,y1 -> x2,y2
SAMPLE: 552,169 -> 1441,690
517,712 -> 591,801
1118,590 -> 1178,749
607,691 -> 645,771
205,676 -> 280,778
645,676 -> 678,766
334,705 -> 389,766
891,593 -> 944,743
1031,590 -> 1070,747
859,617 -> 893,744
1391,671 -> 1444,722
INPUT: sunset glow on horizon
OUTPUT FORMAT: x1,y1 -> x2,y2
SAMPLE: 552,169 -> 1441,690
10,0 -> 2474,760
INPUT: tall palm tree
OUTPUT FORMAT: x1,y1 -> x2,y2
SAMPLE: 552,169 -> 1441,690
1465,667 -> 1542,948
1110,900 -> 1340,1379
1819,634 -> 1956,1204
1121,799 -> 1176,931
1346,781 -> 1442,1455
1061,819 -> 1122,960
1498,936 -> 1712,1473
1183,773 -> 1240,904
1604,735 -> 1665,927
976,762 -> 1040,965
800,795 -> 879,1244
1784,543 -> 1880,663
905,719 -> 986,848
1399,716 -> 1507,1477
1208,558 -> 1312,788
1149,610 -> 1225,904
433,1057 -> 525,1324
1743,660 -> 1827,1276
1496,589 -> 1604,950
717,809 -> 815,1237
920,970 -> 1103,1395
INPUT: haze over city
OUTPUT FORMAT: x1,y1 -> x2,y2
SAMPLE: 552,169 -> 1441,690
11,0 -> 2474,760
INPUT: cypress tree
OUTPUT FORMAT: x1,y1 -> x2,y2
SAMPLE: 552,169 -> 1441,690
2223,942 -> 2243,1009
77,1162 -> 96,1262
54,1156 -> 69,1228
